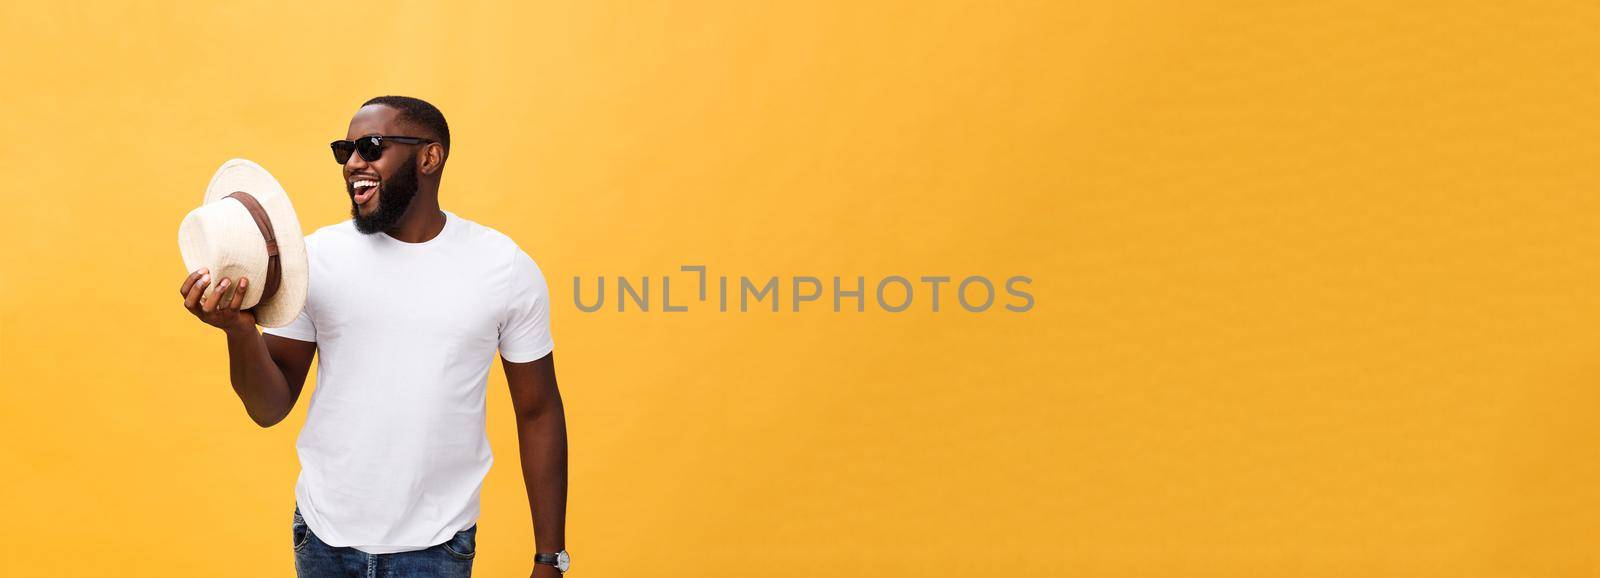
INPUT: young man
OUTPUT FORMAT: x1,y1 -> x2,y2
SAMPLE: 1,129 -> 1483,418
178,96 -> 571,578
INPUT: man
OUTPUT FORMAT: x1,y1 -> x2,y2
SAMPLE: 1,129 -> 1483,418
178,96 -> 570,578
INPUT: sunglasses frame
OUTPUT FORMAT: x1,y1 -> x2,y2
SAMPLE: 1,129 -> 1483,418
330,135 -> 437,164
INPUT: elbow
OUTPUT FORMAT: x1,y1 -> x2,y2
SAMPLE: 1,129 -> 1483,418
513,406 -> 545,425
515,399 -> 564,426
249,407 -> 290,428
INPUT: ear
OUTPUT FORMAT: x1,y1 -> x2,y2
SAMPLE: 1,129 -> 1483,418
419,142 -> 446,175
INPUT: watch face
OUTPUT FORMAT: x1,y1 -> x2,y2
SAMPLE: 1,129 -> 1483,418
556,550 -> 571,572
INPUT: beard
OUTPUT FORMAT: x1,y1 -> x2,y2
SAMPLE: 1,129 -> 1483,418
350,154 -> 419,235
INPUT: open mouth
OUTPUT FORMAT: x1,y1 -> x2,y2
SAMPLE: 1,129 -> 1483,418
351,179 -> 379,206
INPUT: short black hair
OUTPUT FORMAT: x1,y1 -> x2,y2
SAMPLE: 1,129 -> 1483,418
362,95 -> 450,152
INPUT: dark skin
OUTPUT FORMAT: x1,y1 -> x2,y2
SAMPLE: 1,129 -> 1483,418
179,104 -> 567,578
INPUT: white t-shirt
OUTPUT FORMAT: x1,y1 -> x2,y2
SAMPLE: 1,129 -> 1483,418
262,210 -> 555,554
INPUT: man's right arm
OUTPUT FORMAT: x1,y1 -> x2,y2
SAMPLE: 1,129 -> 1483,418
181,268 -> 316,428
227,327 -> 316,427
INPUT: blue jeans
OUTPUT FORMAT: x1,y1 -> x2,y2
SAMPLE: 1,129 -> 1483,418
293,504 -> 476,578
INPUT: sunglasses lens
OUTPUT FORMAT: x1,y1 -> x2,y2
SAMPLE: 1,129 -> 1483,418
357,137 -> 384,162
331,141 -> 356,164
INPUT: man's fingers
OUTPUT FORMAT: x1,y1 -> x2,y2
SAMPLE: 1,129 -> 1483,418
203,278 -> 230,312
217,278 -> 239,311
179,268 -> 208,297
185,274 -> 212,310
179,270 -> 199,297
229,277 -> 248,310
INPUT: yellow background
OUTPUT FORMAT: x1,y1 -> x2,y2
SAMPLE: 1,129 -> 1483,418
3,1 -> 1598,576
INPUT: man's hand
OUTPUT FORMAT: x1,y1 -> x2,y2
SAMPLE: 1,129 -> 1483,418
531,564 -> 563,578
179,267 -> 256,333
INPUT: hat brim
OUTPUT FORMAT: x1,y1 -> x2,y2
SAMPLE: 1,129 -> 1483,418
194,159 -> 309,328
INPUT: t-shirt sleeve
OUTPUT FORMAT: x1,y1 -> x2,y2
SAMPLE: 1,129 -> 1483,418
262,305 -> 316,342
499,249 -> 555,363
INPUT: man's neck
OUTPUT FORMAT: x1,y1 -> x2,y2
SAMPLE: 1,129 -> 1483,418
384,197 -> 447,244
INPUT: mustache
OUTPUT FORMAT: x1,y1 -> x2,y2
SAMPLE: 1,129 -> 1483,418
350,160 -> 419,234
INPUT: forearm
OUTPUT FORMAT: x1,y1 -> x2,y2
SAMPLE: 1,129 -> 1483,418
224,325 -> 292,427
516,402 -> 568,552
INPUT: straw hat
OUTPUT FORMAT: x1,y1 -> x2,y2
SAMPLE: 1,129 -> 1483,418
177,159 -> 309,327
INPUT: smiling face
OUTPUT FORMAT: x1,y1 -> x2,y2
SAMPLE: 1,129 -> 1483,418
342,104 -> 428,234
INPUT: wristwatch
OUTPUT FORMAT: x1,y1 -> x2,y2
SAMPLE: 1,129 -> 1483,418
535,550 -> 571,573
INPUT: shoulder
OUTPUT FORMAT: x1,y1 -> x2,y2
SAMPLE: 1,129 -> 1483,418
296,221 -> 359,268
302,219 -> 360,249
447,213 -> 550,296
447,212 -> 540,266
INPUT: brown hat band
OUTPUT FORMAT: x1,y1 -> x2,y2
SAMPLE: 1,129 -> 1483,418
225,191 -> 281,303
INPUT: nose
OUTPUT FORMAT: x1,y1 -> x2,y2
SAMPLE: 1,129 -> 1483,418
343,144 -> 371,175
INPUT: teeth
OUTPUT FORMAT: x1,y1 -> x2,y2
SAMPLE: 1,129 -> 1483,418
352,180 -> 377,189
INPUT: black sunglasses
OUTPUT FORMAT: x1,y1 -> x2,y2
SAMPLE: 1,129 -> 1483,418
330,135 -> 436,164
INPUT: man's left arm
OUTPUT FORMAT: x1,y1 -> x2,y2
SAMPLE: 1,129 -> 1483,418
504,352 -> 567,577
